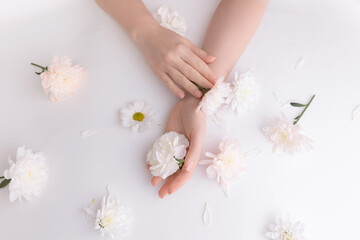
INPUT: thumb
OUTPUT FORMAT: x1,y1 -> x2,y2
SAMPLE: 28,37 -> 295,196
184,131 -> 205,172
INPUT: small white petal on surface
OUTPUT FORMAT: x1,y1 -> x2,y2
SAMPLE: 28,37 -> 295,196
81,129 -> 99,137
352,105 -> 360,120
294,57 -> 305,70
272,92 -> 292,107
202,202 -> 212,226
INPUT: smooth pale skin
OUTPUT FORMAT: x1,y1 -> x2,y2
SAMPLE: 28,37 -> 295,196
147,95 -> 206,198
95,0 -> 218,99
95,0 -> 269,198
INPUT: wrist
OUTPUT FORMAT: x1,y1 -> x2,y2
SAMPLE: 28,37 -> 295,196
130,19 -> 160,47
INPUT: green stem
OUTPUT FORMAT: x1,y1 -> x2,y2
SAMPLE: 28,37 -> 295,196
0,176 -> 4,179
191,81 -> 210,95
174,157 -> 185,168
31,63 -> 48,75
293,94 -> 315,125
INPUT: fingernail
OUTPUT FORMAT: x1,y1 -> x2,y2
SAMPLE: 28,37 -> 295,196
178,91 -> 185,99
186,161 -> 194,172
208,55 -> 216,61
194,89 -> 203,98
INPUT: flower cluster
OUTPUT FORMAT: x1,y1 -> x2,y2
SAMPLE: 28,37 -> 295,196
120,101 -> 155,133
83,186 -> 131,238
266,214 -> 307,240
32,55 -> 85,102
2,146 -> 48,202
196,71 -> 260,116
199,136 -> 247,196
146,131 -> 189,179
153,5 -> 187,36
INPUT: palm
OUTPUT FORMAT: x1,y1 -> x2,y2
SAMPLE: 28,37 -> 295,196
149,96 -> 206,198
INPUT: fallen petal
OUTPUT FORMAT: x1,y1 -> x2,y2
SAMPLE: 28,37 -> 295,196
203,202 -> 212,226
294,57 -> 305,70
81,129 -> 99,137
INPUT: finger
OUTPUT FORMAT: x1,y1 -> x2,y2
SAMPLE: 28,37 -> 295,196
182,49 -> 217,84
158,172 -> 179,198
183,130 -> 206,172
160,168 -> 193,197
159,72 -> 185,99
168,67 -> 203,98
151,176 -> 163,187
184,40 -> 216,64
178,58 -> 214,88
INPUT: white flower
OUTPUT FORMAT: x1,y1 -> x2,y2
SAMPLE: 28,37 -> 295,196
153,5 -> 187,36
120,101 -> 155,132
83,186 -> 131,238
229,71 -> 260,115
196,77 -> 232,115
40,55 -> 84,102
266,214 -> 306,240
3,146 -> 48,202
146,131 -> 189,179
199,137 -> 247,196
262,113 -> 312,154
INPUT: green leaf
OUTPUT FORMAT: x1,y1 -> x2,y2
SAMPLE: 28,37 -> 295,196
0,178 -> 11,188
290,102 -> 307,107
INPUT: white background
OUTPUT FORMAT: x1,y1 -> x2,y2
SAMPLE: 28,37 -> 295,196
1,0 -> 360,239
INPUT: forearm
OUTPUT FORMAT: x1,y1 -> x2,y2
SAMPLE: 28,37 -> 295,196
202,0 -> 269,78
95,0 -> 158,42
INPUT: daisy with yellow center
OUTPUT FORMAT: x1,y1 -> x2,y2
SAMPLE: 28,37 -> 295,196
120,101 -> 155,132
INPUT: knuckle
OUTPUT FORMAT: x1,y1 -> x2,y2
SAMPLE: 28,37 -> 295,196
174,43 -> 185,52
163,52 -> 174,63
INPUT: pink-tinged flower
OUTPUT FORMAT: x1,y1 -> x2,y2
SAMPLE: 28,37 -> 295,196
262,113 -> 312,154
199,136 -> 247,196
39,55 -> 84,102
196,77 -> 232,116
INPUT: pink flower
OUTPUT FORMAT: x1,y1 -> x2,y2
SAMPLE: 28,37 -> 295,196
40,55 -> 84,102
199,136 -> 247,196
263,113 -> 312,154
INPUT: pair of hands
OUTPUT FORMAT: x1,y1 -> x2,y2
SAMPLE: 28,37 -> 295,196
147,96 -> 207,198
138,25 -> 214,198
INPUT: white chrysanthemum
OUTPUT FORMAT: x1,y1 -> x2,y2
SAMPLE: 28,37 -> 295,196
229,71 -> 260,115
120,101 -> 155,133
266,214 -> 306,240
146,131 -> 189,179
153,5 -> 187,36
83,186 -> 131,239
40,55 -> 84,102
196,77 -> 232,115
199,137 -> 246,196
263,113 -> 312,154
3,146 -> 48,202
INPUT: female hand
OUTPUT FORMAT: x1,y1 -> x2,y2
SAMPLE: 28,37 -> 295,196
147,95 -> 206,198
134,25 -> 218,99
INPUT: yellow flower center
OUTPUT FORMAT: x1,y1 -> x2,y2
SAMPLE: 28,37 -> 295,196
63,78 -> 68,83
280,132 -> 288,140
281,231 -> 295,240
133,112 -> 145,122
